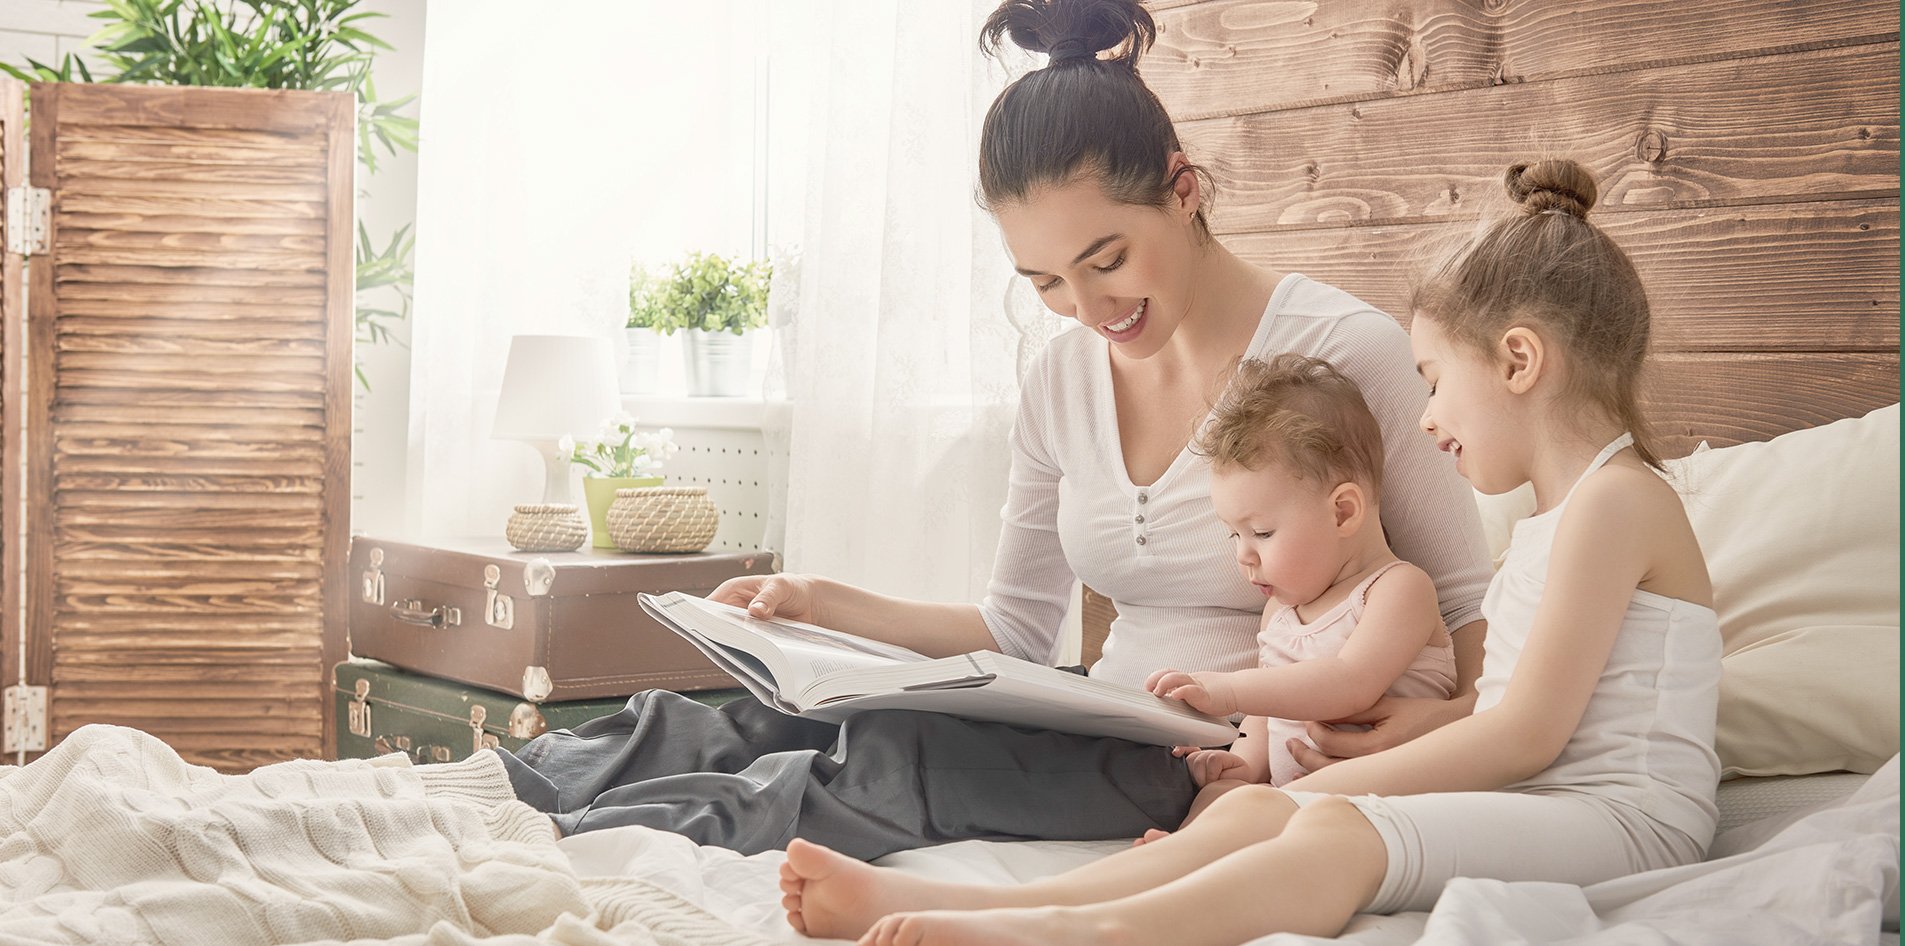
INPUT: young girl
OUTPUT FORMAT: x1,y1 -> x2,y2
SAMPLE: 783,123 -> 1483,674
776,159 -> 1722,945
1148,353 -> 1454,797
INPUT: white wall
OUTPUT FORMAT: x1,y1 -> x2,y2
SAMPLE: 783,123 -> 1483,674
0,0 -> 427,536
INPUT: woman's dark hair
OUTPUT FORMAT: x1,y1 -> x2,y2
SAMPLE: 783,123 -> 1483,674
978,0 -> 1213,234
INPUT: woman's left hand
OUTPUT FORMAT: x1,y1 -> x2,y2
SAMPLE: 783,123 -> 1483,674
1288,692 -> 1473,769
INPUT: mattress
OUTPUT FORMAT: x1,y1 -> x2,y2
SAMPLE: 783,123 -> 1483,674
560,765 -> 1896,945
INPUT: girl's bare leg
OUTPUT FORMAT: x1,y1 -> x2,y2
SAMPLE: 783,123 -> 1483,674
857,797 -> 1388,946
781,784 -> 1302,939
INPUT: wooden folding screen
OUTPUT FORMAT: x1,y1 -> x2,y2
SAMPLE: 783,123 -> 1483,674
9,83 -> 352,770
0,79 -> 22,743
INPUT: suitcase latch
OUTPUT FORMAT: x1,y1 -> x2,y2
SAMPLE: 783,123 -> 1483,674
470,704 -> 500,754
508,702 -> 548,740
362,547 -> 386,605
521,666 -> 553,703
348,678 -> 373,737
483,564 -> 514,630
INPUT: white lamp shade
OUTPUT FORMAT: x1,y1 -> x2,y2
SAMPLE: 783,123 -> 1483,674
492,334 -> 622,441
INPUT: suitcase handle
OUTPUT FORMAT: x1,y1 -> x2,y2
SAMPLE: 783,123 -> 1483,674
390,599 -> 461,628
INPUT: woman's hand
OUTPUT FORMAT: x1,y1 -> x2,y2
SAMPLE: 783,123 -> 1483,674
1144,668 -> 1241,717
1287,692 -> 1475,770
707,574 -> 822,624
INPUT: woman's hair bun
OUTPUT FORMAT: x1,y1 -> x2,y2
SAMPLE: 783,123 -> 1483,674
980,0 -> 1155,67
1504,159 -> 1598,219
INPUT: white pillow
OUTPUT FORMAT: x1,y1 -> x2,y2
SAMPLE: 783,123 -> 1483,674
1663,403 -> 1900,777
1468,405 -> 1901,778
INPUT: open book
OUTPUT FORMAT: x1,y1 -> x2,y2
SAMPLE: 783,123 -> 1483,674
638,591 -> 1236,748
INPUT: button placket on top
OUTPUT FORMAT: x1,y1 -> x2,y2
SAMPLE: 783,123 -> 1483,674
1134,490 -> 1150,548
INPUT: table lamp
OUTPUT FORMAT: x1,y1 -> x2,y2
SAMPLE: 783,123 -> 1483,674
492,334 -> 622,504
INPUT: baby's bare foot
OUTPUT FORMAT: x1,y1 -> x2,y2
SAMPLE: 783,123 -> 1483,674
858,905 -> 1133,946
780,839 -> 998,940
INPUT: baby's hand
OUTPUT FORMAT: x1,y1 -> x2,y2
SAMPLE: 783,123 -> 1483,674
1145,668 -> 1239,716
1182,749 -> 1251,787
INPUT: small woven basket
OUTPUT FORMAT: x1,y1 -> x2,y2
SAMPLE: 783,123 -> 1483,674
606,486 -> 719,553
505,503 -> 588,552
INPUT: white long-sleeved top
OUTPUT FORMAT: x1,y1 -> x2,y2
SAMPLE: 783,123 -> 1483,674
980,273 -> 1493,688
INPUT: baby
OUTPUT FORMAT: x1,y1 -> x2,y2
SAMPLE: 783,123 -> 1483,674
1148,353 -> 1455,802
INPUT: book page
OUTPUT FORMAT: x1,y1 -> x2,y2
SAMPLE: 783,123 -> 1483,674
692,598 -> 933,665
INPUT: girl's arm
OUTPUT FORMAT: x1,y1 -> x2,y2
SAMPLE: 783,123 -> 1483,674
1284,472 -> 1661,796
1152,565 -> 1442,720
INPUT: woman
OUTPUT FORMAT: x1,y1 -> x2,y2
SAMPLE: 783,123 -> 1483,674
496,0 -> 1491,859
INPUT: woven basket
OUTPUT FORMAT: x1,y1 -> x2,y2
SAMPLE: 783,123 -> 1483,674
605,487 -> 719,553
505,503 -> 588,552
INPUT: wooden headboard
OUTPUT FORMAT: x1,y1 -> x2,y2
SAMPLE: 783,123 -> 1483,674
1081,1 -> 1900,666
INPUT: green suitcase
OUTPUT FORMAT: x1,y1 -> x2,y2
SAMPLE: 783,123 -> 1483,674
333,658 -> 748,763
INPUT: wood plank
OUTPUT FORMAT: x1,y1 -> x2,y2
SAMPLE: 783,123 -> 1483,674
59,280 -> 327,304
56,421 -> 325,443
58,461 -> 325,484
26,81 -> 62,694
54,227 -> 327,256
1226,199 -> 1899,352
55,619 -> 322,639
55,160 -> 329,187
56,174 -> 329,203
53,507 -> 321,529
56,262 -> 327,287
55,351 -> 325,375
52,593 -> 321,614
49,710 -> 321,737
0,76 -> 23,730
320,89 -> 355,763
56,334 -> 327,357
56,368 -> 326,394
56,474 -> 323,495
55,402 -> 325,427
1185,43 -> 1898,233
54,300 -> 329,322
50,83 -> 336,136
53,490 -> 323,511
55,662 -> 323,685
57,559 -> 324,581
56,121 -> 313,149
50,241 -> 324,272
1642,352 -> 1899,451
55,542 -> 322,563
59,317 -> 326,342
59,136 -> 326,167
1147,0 -> 1899,121
58,193 -> 325,222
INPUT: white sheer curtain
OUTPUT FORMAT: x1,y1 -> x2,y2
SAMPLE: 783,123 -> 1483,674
406,0 -> 763,536
765,1 -> 1052,604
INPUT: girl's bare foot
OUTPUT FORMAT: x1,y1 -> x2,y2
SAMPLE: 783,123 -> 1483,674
858,905 -> 1133,946
1131,828 -> 1171,846
779,839 -> 1000,939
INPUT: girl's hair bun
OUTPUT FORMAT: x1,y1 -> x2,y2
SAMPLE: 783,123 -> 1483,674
1504,159 -> 1598,219
980,0 -> 1155,67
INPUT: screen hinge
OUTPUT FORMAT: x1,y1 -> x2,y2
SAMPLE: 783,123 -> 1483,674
4,186 -> 49,256
3,685 -> 47,752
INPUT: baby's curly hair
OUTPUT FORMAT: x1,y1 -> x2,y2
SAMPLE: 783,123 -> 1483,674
1193,354 -> 1385,500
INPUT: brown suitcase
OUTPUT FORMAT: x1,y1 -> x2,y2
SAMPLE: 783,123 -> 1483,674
347,536 -> 774,701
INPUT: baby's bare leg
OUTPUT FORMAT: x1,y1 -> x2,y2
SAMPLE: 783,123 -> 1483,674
859,797 -> 1388,946
1134,778 -> 1250,845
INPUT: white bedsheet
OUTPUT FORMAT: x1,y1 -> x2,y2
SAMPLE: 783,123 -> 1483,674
560,757 -> 1901,945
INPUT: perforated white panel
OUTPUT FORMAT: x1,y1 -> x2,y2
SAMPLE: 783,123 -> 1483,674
625,397 -> 771,555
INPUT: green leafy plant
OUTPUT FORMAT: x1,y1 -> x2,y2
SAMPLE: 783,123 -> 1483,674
642,252 -> 773,336
559,415 -> 680,479
627,261 -> 664,330
1,0 -> 422,391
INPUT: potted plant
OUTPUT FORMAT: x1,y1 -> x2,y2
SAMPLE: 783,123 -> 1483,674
560,415 -> 681,548
650,252 -> 773,397
623,262 -> 664,395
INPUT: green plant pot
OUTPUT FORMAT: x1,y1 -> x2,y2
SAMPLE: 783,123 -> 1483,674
582,475 -> 664,548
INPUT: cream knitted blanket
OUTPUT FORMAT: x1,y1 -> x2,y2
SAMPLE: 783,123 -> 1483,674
0,725 -> 772,946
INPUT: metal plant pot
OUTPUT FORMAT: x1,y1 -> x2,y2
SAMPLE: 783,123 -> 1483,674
621,328 -> 662,395
682,329 -> 755,397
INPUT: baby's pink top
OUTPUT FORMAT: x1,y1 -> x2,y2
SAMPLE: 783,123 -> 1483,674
1256,560 -> 1457,785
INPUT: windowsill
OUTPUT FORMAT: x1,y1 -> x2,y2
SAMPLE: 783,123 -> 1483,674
621,394 -> 777,431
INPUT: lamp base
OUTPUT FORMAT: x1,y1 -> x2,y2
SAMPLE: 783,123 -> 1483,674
533,440 -> 573,505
